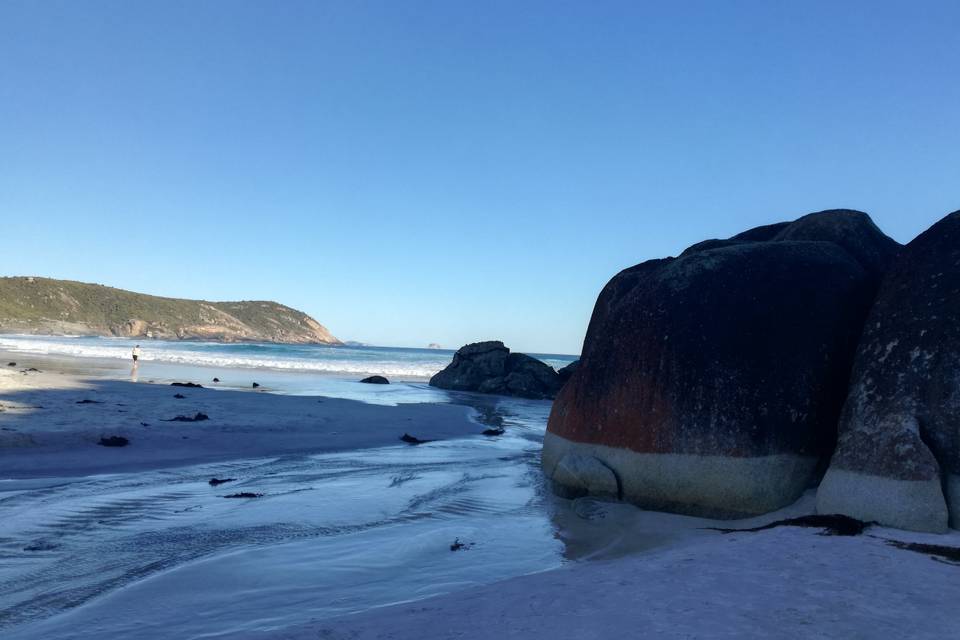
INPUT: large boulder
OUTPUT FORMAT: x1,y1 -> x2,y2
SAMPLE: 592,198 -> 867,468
817,211 -> 960,532
544,210 -> 900,518
430,341 -> 561,399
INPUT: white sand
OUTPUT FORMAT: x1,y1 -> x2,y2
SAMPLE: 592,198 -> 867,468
0,362 -> 477,479
243,496 -> 960,640
4,358 -> 959,640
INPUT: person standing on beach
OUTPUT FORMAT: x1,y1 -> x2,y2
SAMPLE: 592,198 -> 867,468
132,345 -> 141,363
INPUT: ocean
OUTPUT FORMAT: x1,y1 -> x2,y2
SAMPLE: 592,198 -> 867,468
0,334 -> 577,398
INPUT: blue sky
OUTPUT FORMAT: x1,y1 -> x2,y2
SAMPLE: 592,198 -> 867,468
1,1 -> 957,354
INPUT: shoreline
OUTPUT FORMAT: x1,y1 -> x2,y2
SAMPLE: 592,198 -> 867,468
0,346 -> 440,387
2,353 -> 960,639
248,511 -> 960,640
0,358 -> 481,479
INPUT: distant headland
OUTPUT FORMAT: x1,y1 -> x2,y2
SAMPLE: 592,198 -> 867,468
0,276 -> 341,345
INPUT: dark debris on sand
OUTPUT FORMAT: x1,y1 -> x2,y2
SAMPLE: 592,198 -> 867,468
450,538 -> 475,551
224,492 -> 263,499
98,436 -> 130,447
163,412 -> 210,422
171,382 -> 203,388
400,433 -> 434,445
705,514 -> 869,537
884,539 -> 960,565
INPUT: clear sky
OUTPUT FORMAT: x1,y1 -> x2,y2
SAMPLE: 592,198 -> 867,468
1,1 -> 957,354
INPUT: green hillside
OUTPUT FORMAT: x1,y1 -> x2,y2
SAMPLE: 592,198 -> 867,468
0,277 -> 340,344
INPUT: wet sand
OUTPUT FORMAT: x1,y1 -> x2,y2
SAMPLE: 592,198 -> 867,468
0,356 -> 478,479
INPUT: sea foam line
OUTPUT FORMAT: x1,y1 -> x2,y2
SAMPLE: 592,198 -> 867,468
0,337 -> 448,378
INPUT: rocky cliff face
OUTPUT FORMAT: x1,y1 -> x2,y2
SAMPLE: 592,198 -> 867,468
544,210 -> 901,518
0,277 -> 340,345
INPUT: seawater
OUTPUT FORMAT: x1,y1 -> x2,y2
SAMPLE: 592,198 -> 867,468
0,335 -> 600,639
0,335 -> 577,385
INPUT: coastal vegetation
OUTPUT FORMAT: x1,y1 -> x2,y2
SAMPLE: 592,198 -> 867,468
0,276 -> 340,344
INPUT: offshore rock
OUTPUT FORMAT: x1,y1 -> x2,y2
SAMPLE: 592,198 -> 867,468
430,341 -> 561,399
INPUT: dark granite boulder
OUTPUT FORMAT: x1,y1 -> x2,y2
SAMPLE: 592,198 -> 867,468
770,209 -> 900,281
429,341 -> 509,391
680,210 -> 899,278
818,211 -> 960,532
502,353 -> 562,399
544,210 -> 900,518
556,360 -> 580,386
430,341 -> 560,399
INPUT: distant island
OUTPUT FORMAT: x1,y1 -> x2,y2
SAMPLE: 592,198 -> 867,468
427,343 -> 442,349
0,276 -> 341,344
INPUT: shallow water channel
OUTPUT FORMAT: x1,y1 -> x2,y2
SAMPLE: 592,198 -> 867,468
0,385 -> 623,639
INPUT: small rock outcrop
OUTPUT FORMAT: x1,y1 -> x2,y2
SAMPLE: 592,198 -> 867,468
550,452 -> 619,499
360,375 -> 390,384
817,211 -> 960,532
430,341 -> 561,399
545,210 -> 900,518
430,341 -> 509,390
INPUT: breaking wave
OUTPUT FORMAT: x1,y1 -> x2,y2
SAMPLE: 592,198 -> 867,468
0,336 -> 451,379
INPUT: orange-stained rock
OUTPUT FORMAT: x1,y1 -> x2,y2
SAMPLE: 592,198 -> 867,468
545,210 -> 900,518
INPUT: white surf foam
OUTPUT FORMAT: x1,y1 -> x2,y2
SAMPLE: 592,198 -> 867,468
0,336 -> 448,379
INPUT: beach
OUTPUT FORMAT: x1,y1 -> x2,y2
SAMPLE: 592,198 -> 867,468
0,345 -> 574,638
0,357 -> 478,478
1,346 -> 959,639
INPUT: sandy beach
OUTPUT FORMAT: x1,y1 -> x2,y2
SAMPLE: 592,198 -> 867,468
252,505 -> 960,640
0,355 -> 480,479
2,351 -> 959,639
